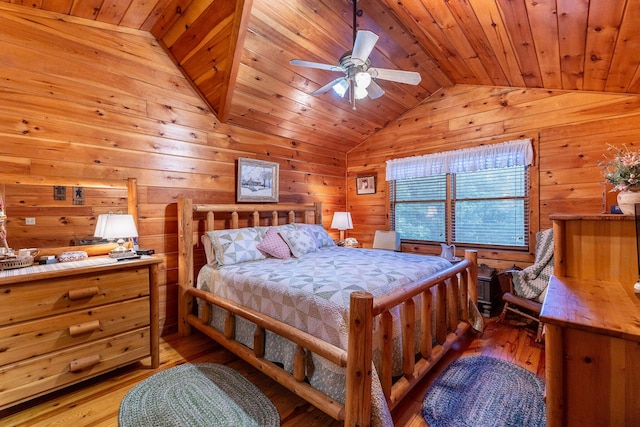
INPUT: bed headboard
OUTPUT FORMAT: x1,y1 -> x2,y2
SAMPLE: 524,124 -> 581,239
176,198 -> 322,335
191,201 -> 322,231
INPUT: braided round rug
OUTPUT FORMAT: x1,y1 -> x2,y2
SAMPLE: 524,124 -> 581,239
422,355 -> 546,427
119,363 -> 280,427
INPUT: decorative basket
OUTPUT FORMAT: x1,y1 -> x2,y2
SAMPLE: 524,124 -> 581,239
58,251 -> 88,263
0,256 -> 34,271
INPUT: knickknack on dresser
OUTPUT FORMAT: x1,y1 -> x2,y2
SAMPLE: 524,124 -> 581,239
0,175 -> 160,410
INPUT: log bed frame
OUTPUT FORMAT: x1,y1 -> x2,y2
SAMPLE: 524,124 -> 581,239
177,199 -> 478,426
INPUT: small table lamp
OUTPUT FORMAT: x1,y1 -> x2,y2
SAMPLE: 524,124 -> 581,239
95,213 -> 138,258
331,212 -> 353,243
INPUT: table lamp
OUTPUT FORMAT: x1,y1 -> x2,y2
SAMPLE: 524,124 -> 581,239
95,213 -> 138,258
331,212 -> 353,244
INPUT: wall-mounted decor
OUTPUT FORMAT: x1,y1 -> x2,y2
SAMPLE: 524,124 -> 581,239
356,175 -> 376,195
73,186 -> 84,205
53,186 -> 66,201
237,158 -> 279,202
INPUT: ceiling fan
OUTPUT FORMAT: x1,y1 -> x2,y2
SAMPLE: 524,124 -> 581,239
290,0 -> 422,110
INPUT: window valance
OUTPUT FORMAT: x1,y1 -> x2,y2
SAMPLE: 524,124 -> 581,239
385,138 -> 533,181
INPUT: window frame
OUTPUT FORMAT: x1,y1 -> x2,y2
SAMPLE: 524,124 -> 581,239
386,138 -> 540,255
391,167 -> 530,251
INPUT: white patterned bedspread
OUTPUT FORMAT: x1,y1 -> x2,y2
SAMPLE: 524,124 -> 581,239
196,246 -> 453,426
198,246 -> 451,349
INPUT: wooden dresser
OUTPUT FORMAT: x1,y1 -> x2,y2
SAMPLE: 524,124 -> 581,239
541,214 -> 640,426
0,256 -> 160,410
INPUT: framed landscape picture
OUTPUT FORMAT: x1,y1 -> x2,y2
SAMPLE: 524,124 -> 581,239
237,158 -> 279,202
356,175 -> 376,195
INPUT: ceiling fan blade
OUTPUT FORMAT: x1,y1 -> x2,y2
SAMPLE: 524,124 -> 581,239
367,80 -> 385,99
311,77 -> 347,96
369,68 -> 422,85
351,30 -> 379,66
290,59 -> 343,72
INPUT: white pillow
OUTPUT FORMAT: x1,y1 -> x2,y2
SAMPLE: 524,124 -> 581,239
279,227 -> 318,258
295,223 -> 335,248
207,227 -> 266,266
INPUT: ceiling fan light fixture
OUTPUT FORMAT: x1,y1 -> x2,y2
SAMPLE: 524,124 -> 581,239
354,84 -> 368,100
332,79 -> 349,97
355,71 -> 372,89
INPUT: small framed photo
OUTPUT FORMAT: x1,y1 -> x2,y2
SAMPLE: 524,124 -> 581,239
53,186 -> 66,201
356,175 -> 376,195
72,186 -> 85,205
237,158 -> 279,202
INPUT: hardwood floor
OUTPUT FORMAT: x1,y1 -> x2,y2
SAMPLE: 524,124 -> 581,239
0,315 -> 544,426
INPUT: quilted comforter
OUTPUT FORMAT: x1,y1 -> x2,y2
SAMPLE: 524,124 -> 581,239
196,246 -> 453,426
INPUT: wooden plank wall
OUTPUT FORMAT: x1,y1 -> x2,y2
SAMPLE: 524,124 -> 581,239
2,183 -> 128,249
0,5 -> 345,335
347,85 -> 636,269
347,85 -> 640,268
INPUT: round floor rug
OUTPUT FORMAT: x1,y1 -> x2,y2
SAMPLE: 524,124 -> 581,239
119,363 -> 280,427
422,355 -> 546,427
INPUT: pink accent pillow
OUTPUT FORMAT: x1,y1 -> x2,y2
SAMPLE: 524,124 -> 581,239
257,227 -> 291,259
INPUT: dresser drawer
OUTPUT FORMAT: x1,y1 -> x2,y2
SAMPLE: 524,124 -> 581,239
0,327 -> 151,410
0,297 -> 150,366
0,267 -> 150,325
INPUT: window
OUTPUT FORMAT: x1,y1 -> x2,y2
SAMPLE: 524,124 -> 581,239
387,139 -> 533,250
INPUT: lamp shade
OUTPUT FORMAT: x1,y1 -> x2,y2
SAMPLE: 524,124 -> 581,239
95,213 -> 138,239
330,212 -> 353,231
93,214 -> 109,238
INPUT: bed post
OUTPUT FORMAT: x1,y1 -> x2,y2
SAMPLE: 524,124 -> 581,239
178,198 -> 194,337
465,250 -> 478,304
346,291 -> 373,426
314,201 -> 323,225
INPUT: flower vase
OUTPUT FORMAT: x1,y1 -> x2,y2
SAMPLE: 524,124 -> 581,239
617,188 -> 640,215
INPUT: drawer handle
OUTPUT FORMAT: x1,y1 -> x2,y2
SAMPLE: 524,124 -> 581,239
69,320 -> 101,336
67,287 -> 99,301
69,354 -> 101,373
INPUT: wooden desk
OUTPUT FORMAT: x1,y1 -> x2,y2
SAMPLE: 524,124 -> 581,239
0,256 -> 161,410
544,214 -> 640,426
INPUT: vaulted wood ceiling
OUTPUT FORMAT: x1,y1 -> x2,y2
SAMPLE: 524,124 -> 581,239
7,0 -> 640,153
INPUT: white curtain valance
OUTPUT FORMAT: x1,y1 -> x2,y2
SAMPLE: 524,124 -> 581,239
385,138 -> 533,181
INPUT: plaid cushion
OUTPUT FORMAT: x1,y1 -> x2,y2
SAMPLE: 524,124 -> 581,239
279,227 -> 318,258
208,227 -> 266,266
295,223 -> 335,248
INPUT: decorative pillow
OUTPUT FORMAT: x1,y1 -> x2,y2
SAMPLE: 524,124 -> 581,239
257,227 -> 291,259
295,223 -> 335,248
201,234 -> 216,265
279,227 -> 318,258
207,227 -> 266,266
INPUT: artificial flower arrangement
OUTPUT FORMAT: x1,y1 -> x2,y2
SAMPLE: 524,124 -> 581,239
600,144 -> 640,192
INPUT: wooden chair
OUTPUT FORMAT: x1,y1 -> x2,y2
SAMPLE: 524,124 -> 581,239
498,229 -> 554,342
372,230 -> 400,251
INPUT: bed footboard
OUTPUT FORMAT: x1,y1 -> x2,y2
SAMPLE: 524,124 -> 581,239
347,250 -> 477,425
177,198 -> 478,426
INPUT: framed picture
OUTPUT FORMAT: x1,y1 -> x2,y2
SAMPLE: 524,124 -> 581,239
356,175 -> 376,195
72,186 -> 85,205
237,158 -> 279,202
53,186 -> 66,201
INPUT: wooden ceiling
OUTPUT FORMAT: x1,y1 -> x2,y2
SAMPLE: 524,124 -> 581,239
6,0 -> 640,153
